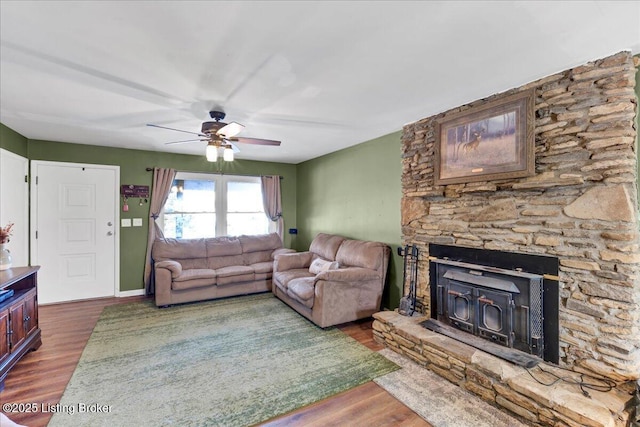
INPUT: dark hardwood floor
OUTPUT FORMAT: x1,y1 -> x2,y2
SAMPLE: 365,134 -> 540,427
0,295 -> 431,427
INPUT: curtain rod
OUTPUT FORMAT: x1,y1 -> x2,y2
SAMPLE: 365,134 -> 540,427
145,168 -> 283,179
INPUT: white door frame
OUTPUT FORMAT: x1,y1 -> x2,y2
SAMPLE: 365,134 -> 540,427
30,160 -> 120,301
0,149 -> 29,266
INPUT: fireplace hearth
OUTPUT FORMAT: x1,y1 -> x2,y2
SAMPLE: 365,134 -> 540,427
425,244 -> 559,365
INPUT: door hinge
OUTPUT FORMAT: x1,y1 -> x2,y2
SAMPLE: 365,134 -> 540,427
24,175 -> 28,183
35,176 -> 38,185
35,231 -> 38,239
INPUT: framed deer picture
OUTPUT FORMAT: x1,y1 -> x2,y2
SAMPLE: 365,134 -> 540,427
434,89 -> 535,185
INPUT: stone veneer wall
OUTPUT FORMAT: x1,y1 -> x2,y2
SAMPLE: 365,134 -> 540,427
401,51 -> 639,384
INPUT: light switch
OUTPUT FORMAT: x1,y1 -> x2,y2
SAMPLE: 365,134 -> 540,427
121,218 -> 132,227
133,218 -> 143,227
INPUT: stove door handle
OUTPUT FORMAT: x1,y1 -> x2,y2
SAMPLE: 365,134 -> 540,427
478,297 -> 494,305
448,289 -> 472,297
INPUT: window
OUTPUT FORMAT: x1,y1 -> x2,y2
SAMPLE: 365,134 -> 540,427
161,173 -> 272,239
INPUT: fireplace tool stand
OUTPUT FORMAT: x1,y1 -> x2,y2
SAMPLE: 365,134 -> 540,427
632,379 -> 640,427
399,244 -> 419,316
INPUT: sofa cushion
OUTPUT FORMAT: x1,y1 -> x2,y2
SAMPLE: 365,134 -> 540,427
206,236 -> 242,257
171,269 -> 217,291
239,233 -> 281,253
251,262 -> 272,281
287,277 -> 315,308
215,265 -> 255,286
173,268 -> 217,282
153,238 -> 206,260
172,278 -> 218,291
309,258 -> 339,275
273,268 -> 313,290
243,250 -> 272,265
178,258 -> 209,270
336,239 -> 387,271
254,272 -> 270,281
251,262 -> 273,274
309,233 -> 346,261
207,254 -> 245,270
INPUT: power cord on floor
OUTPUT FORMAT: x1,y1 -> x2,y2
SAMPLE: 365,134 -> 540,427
525,364 -> 617,398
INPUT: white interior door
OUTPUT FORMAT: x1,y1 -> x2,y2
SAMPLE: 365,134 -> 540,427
31,161 -> 119,304
0,149 -> 29,266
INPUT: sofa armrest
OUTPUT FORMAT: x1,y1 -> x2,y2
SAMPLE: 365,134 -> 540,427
154,267 -> 173,307
272,248 -> 296,259
274,252 -> 313,272
155,260 -> 182,278
315,267 -> 380,283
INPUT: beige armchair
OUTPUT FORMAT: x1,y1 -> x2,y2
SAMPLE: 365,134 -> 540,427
273,233 -> 391,328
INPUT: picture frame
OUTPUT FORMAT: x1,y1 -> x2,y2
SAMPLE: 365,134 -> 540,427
434,89 -> 535,186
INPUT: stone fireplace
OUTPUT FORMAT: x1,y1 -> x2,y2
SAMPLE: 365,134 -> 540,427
376,51 -> 640,426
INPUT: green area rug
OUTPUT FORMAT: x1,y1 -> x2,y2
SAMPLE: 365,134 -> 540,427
49,294 -> 398,427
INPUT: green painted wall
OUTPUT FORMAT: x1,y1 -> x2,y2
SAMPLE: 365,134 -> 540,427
27,139 -> 297,292
0,123 -> 28,157
295,132 -> 403,309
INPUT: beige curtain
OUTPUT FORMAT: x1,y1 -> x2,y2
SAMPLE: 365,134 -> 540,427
261,175 -> 284,240
143,167 -> 177,295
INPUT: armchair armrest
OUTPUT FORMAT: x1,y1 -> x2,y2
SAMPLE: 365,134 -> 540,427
274,251 -> 313,272
315,267 -> 380,282
272,248 -> 296,259
155,260 -> 182,278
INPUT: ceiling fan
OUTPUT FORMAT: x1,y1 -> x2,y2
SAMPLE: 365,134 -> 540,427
147,111 -> 281,162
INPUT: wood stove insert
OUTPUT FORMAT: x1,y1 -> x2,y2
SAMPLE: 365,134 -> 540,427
422,244 -> 559,366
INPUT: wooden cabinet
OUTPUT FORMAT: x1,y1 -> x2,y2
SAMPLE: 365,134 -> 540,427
0,309 -> 9,366
0,266 -> 41,391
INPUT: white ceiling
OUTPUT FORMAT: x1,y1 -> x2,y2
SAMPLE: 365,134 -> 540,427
1,1 -> 639,164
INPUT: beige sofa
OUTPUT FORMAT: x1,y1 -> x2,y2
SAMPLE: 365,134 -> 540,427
273,233 -> 391,328
152,233 -> 294,307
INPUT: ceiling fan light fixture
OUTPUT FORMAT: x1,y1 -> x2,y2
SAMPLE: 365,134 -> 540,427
205,143 -> 218,162
223,145 -> 234,162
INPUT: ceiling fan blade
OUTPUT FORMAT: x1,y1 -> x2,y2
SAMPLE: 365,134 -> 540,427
230,137 -> 281,146
165,138 -> 206,145
147,123 -> 205,137
217,121 -> 244,138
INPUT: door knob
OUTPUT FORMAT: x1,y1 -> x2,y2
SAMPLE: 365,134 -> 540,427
107,221 -> 113,226
107,231 -> 114,236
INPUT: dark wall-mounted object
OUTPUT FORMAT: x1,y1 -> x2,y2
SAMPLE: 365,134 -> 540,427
121,185 -> 149,198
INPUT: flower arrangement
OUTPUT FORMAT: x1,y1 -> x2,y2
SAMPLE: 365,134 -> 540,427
1,222 -> 14,244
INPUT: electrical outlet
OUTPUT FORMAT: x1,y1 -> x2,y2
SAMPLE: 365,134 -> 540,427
121,218 -> 131,227
133,218 -> 143,227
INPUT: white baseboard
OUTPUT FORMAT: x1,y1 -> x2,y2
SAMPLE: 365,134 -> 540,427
117,289 -> 146,298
